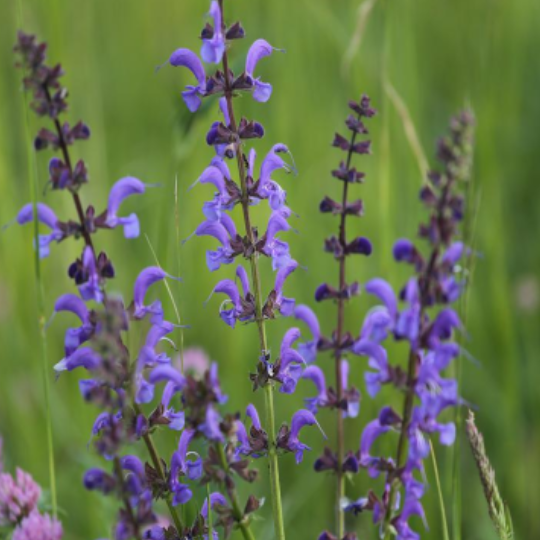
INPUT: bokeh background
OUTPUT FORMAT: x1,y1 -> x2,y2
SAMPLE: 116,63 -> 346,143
1,0 -> 539,539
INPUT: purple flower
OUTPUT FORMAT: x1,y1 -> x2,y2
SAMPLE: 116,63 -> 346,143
293,305 -> 320,363
193,219 -> 236,272
137,321 -> 175,369
83,468 -> 116,494
278,409 -> 325,463
53,293 -> 93,355
301,365 -> 328,414
254,144 -> 296,210
395,278 -> 421,345
209,362 -> 228,404
103,177 -> 146,238
133,267 -> 180,324
245,39 -> 282,102
234,419 -> 252,457
12,511 -> 63,540
352,340 -> 391,397
273,260 -> 298,316
77,246 -> 103,303
148,365 -> 186,389
393,239 -> 419,265
160,381 -> 186,431
359,417 -> 391,477
200,2 -> 226,64
200,406 -> 225,442
0,468 -> 41,525
16,202 -> 65,258
207,278 -> 243,327
201,492 -> 228,518
391,497 -> 425,540
54,346 -> 101,374
341,360 -> 360,418
246,403 -> 262,430
169,49 -> 207,112
259,211 -> 293,268
170,429 -> 201,505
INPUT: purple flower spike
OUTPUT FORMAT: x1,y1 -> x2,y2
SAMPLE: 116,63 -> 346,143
201,492 -> 228,519
245,39 -> 282,102
301,365 -> 328,414
169,49 -> 207,112
16,202 -> 65,258
104,177 -> 145,238
201,1 -> 226,64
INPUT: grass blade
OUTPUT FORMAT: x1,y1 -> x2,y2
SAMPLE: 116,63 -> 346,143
16,0 -> 57,517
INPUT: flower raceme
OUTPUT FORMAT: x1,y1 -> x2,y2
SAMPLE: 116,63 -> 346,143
13,24 -> 285,540
343,111 -> 475,540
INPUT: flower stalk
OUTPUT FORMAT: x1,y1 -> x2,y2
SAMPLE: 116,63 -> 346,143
218,2 -> 285,536
334,112 -> 363,538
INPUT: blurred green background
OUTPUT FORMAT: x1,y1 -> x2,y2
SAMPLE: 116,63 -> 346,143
1,0 -> 539,539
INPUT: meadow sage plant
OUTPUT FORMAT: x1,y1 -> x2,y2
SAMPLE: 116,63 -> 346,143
343,111 -> 476,540
6,2 -> 488,539
12,27 -> 270,540
284,96 -> 376,540
168,1 -> 327,539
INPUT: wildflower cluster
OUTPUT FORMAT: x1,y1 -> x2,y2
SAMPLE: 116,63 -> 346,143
345,111 -> 475,539
12,27 -> 274,540
0,441 -> 62,540
8,2 -> 483,539
168,2 -> 325,538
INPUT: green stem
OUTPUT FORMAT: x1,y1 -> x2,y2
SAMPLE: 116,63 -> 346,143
16,0 -> 57,516
218,2 -> 286,537
216,444 -> 257,540
430,441 -> 451,540
263,384 -> 285,540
